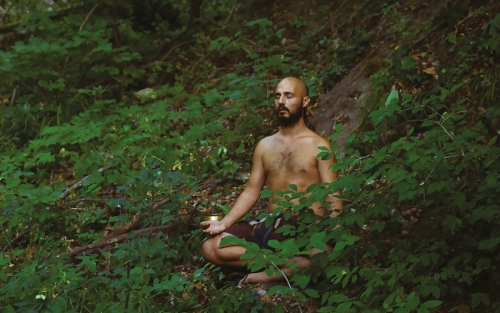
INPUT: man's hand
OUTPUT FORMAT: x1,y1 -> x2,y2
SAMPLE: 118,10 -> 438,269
200,220 -> 227,235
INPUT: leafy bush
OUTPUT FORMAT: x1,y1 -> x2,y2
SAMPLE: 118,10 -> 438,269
1,0 -> 499,312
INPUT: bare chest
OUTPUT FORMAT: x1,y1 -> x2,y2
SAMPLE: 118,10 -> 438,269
264,145 -> 316,173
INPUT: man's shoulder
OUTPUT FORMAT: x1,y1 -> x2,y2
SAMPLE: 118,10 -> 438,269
257,134 -> 278,146
253,135 -> 275,155
305,129 -> 330,147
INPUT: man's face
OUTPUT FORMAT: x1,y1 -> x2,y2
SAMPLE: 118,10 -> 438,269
274,78 -> 309,127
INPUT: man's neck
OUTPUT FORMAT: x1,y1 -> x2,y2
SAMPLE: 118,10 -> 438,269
279,119 -> 308,137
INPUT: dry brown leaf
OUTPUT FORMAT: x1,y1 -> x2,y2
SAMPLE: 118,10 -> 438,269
423,67 -> 437,75
458,304 -> 471,313
181,292 -> 190,301
198,293 -> 208,304
260,294 -> 272,304
305,298 -> 319,312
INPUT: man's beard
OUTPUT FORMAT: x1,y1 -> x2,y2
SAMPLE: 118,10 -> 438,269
277,103 -> 303,128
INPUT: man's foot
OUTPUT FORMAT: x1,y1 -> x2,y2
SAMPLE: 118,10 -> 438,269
234,273 -> 249,287
218,266 -> 249,285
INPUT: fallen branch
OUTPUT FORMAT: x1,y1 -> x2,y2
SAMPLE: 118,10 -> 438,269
102,214 -> 141,240
140,40 -> 195,69
59,197 -> 107,209
409,22 -> 445,49
480,115 -> 499,140
101,197 -> 171,240
150,197 -> 171,210
68,224 -> 176,256
59,166 -> 108,201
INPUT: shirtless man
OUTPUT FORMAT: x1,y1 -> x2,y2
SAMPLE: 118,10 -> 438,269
201,77 -> 342,284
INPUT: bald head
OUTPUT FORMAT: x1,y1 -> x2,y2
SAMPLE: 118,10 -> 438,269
276,77 -> 309,97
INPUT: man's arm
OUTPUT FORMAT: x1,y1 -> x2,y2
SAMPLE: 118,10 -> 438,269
317,138 -> 343,218
201,140 -> 267,234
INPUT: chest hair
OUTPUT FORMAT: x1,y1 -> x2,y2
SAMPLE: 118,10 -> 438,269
266,146 -> 302,173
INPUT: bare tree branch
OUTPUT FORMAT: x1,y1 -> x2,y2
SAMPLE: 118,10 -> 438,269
79,2 -> 101,31
59,197 -> 107,209
67,224 -> 177,256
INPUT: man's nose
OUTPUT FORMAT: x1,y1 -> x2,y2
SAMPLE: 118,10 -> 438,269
279,95 -> 286,104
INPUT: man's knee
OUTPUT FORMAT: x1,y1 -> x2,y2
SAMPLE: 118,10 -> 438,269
202,235 -> 224,264
202,238 -> 215,262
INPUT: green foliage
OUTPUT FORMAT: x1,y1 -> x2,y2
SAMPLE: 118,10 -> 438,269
1,0 -> 500,312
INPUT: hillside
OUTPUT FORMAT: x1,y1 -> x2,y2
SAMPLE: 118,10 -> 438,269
1,0 -> 499,312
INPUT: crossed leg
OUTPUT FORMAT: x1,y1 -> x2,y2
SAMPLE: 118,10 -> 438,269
201,232 -> 329,284
201,232 -> 248,268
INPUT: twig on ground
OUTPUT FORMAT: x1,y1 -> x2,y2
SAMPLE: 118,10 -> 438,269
190,51 -> 213,71
270,261 -> 303,313
150,197 -> 171,210
102,219 -> 112,237
101,214 -> 141,240
59,166 -> 108,201
225,4 -> 236,24
59,197 -> 107,209
9,88 -> 16,107
458,8 -> 480,25
1,227 -> 33,254
141,40 -> 195,68
409,22 -> 445,49
68,224 -> 176,256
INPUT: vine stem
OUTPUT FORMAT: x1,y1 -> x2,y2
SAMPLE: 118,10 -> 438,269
270,261 -> 303,313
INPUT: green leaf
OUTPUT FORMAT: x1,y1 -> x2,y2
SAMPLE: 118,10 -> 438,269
369,109 -> 386,125
471,293 -> 489,308
478,236 -> 500,250
406,292 -> 420,310
3,305 -> 15,313
454,192 -> 466,208
354,214 -> 365,227
0,256 -> 11,266
420,300 -> 442,308
448,33 -> 457,43
260,189 -> 273,198
385,89 -> 399,106
317,307 -> 337,312
328,294 -> 349,302
269,285 -> 291,296
246,18 -> 273,28
304,289 -> 320,298
487,136 -> 497,146
267,239 -> 280,249
317,151 -> 332,160
310,231 -> 326,250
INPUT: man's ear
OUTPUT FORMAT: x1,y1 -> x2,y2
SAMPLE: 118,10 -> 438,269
302,96 -> 311,107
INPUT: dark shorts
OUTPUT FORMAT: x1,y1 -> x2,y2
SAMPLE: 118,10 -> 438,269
225,214 -> 298,249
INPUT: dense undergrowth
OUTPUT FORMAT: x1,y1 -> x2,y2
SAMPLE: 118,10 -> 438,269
1,0 -> 499,312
